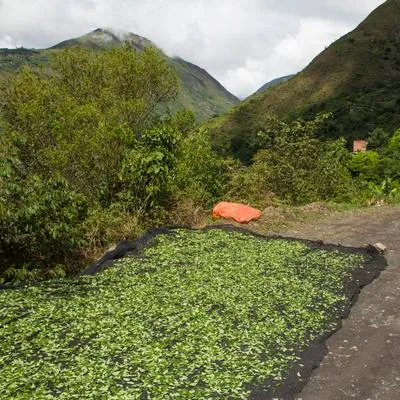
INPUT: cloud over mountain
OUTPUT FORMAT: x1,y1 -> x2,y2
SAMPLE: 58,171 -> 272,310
0,0 -> 384,98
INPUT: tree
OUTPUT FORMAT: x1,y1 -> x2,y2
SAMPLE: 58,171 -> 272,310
382,128 -> 400,181
367,128 -> 390,151
256,112 -> 333,150
227,113 -> 353,205
254,113 -> 352,203
0,45 -> 180,281
348,151 -> 382,183
1,45 -> 179,202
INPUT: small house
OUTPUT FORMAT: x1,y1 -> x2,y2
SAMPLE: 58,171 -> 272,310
353,140 -> 367,153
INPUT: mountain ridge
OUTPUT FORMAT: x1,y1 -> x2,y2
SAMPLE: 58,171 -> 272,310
208,0 -> 400,161
49,28 -> 156,51
0,28 -> 239,121
254,74 -> 295,96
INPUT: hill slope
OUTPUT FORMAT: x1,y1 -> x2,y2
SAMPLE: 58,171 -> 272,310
254,74 -> 294,95
0,28 -> 239,121
210,0 -> 400,161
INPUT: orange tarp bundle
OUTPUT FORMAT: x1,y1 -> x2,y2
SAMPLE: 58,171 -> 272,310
212,202 -> 263,224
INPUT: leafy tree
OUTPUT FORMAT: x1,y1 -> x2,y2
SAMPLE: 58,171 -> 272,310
367,128 -> 391,151
1,45 -> 179,202
167,109 -> 197,136
0,45 -> 181,282
253,113 -> 352,204
173,127 -> 228,205
256,112 -> 333,149
382,128 -> 400,181
0,141 -> 87,280
385,128 -> 400,155
348,151 -> 382,183
118,123 -> 182,213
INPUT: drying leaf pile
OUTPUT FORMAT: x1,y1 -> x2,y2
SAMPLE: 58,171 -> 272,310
0,229 -> 366,399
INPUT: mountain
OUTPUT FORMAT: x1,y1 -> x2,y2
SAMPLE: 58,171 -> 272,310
209,0 -> 400,162
49,28 -> 155,51
0,28 -> 239,121
254,74 -> 294,95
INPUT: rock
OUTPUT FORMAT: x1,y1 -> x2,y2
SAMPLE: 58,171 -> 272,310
373,243 -> 387,254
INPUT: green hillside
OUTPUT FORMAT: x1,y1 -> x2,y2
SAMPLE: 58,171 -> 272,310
254,74 -> 295,96
209,0 -> 400,160
0,28 -> 239,121
0,48 -> 48,74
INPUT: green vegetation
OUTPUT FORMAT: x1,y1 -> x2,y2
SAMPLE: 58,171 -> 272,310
0,46 -> 228,282
0,28 -> 239,122
1,2 -> 400,285
208,0 -> 400,160
221,114 -> 400,209
348,128 -> 400,203
0,5 -> 397,398
254,74 -> 294,95
0,228 -> 367,399
224,113 -> 354,206
0,48 -> 49,73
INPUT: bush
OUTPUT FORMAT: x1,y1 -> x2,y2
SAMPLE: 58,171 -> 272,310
348,151 -> 382,183
0,172 -> 88,283
118,122 -> 228,223
117,123 -> 181,214
381,128 -> 400,182
226,114 -> 354,205
224,156 -> 277,209
173,128 -> 228,206
82,205 -> 143,260
1,45 -> 179,203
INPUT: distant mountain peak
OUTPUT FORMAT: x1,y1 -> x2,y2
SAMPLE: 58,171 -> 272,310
49,27 -> 155,51
90,28 -> 155,46
85,28 -> 121,44
40,28 -> 238,121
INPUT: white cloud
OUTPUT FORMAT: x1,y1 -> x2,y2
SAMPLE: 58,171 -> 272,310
0,34 -> 17,48
223,18 -> 353,98
0,0 -> 385,97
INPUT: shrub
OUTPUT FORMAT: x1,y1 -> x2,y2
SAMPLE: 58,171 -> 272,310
382,128 -> 400,181
227,114 -> 354,205
224,156 -> 277,209
1,45 -> 179,203
82,204 -> 143,261
348,151 -> 382,183
173,128 -> 228,206
117,123 -> 181,214
0,172 -> 88,283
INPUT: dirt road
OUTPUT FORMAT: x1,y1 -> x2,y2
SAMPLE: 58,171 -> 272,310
268,205 -> 400,400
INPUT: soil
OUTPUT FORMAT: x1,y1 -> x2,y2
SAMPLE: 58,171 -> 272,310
245,204 -> 400,400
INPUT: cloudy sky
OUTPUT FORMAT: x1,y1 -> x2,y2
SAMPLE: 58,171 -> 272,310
0,0 -> 385,98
